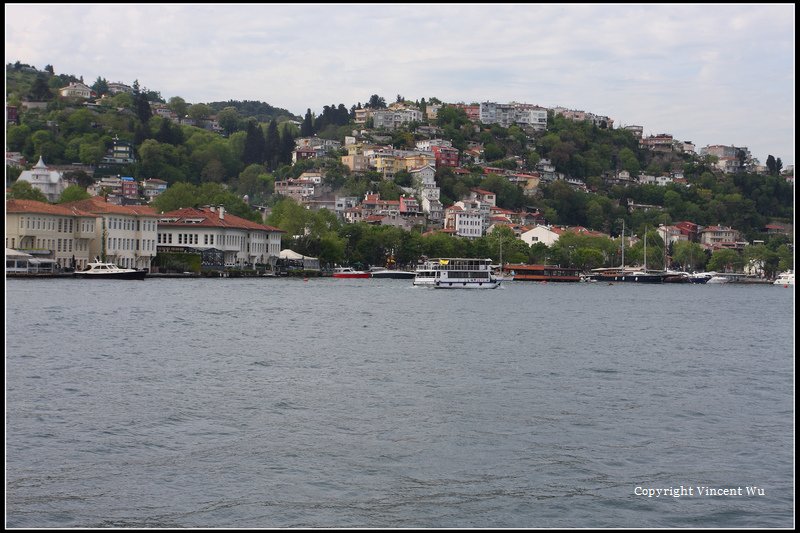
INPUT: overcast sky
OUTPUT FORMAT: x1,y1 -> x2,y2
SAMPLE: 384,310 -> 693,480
5,3 -> 795,166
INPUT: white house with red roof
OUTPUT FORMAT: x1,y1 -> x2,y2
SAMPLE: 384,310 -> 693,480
157,205 -> 284,268
520,224 -> 564,247
62,196 -> 160,270
469,187 -> 496,208
699,225 -> 743,250
444,201 -> 484,239
59,82 -> 92,99
6,198 -> 97,270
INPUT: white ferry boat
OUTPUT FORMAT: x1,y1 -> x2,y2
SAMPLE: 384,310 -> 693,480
413,258 -> 501,289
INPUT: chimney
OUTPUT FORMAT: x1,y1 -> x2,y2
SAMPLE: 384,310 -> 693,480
218,206 -> 225,220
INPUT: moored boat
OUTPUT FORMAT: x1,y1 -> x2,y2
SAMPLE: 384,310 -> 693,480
74,259 -> 147,280
368,266 -> 416,279
706,274 -> 732,284
505,263 -> 581,282
332,267 -> 370,279
688,271 -> 715,284
773,270 -> 794,286
587,267 -> 666,283
413,258 -> 500,289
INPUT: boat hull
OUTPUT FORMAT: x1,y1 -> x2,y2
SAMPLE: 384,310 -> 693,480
432,280 -> 501,289
74,270 -> 147,280
370,271 -> 416,279
589,273 -> 665,283
332,273 -> 370,279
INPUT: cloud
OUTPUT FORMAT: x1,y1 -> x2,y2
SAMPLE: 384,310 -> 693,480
5,3 -> 795,165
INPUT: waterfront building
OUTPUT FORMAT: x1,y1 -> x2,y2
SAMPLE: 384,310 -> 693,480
63,196 -> 159,270
157,205 -> 283,268
5,199 -> 96,270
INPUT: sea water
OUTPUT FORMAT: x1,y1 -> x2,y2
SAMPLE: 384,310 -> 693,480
5,278 -> 794,527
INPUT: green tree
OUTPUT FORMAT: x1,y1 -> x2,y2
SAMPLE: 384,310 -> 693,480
301,109 -> 315,136
9,180 -> 48,202
78,141 -> 106,165
6,124 -> 32,152
242,120 -> 266,166
278,124 -> 296,166
707,248 -> 743,273
216,106 -> 241,135
765,155 -> 777,175
57,184 -> 91,203
29,74 -> 53,100
264,119 -> 281,170
366,94 -> 386,109
744,243 -> 780,279
236,164 -> 274,204
267,197 -> 309,236
671,241 -> 706,272
151,182 -> 198,212
91,76 -> 109,96
131,80 -> 152,124
167,96 -> 188,118
187,103 -> 212,121
200,159 -> 226,183
618,147 -> 640,175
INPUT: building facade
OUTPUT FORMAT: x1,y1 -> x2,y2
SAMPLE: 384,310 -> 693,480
64,196 -> 160,270
6,199 -> 96,270
157,206 -> 283,268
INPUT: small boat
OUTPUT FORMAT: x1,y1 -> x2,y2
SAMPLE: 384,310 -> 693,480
688,271 -> 715,284
413,258 -> 501,289
332,267 -> 370,279
773,270 -> 794,286
368,267 -> 416,279
74,258 -> 147,280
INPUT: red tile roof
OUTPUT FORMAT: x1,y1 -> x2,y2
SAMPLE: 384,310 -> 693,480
63,196 -> 159,217
159,207 -> 284,232
6,198 -> 94,217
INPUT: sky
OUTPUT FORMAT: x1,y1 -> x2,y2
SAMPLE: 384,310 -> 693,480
5,3 -> 796,167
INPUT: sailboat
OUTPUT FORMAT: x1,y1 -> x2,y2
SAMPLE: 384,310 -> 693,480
588,222 -> 665,283
492,240 -> 511,281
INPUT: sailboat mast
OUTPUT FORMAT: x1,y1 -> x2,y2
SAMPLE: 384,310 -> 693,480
621,220 -> 625,269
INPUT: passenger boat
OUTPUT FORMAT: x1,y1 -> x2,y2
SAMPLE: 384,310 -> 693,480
74,258 -> 147,280
504,264 -> 581,282
413,258 -> 500,289
773,270 -> 794,286
332,267 -> 370,279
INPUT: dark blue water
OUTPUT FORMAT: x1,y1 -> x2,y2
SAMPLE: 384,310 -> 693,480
5,278 -> 794,527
